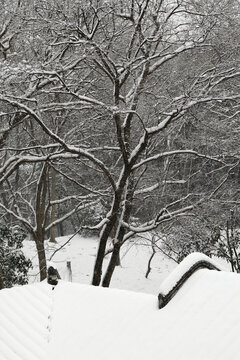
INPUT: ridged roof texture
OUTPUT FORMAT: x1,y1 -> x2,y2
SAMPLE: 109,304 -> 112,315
0,282 -> 52,360
1,254 -> 240,360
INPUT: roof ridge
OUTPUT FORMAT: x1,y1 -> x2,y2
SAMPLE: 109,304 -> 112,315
158,253 -> 222,309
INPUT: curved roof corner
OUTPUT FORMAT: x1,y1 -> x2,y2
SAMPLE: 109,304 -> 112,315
158,252 -> 224,309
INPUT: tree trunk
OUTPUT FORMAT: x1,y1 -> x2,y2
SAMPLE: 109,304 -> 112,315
0,265 -> 4,290
49,166 -> 57,243
102,177 -> 134,287
92,215 -> 117,286
35,163 -> 48,280
92,182 -> 128,286
35,238 -> 47,281
110,222 -> 121,266
58,221 -> 64,237
226,221 -> 235,272
102,242 -> 121,287
116,251 -> 121,266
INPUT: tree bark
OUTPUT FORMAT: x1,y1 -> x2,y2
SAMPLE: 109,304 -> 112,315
49,166 -> 57,243
102,177 -> 134,287
35,163 -> 48,280
226,221 -> 235,272
0,265 -> 4,290
35,238 -> 47,281
102,242 -> 121,287
92,214 -> 117,286
92,174 -> 130,286
110,222 -> 121,266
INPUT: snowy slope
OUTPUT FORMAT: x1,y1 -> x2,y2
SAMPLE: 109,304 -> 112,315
23,234 -> 177,294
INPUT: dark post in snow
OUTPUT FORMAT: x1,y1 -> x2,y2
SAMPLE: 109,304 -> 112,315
47,265 -> 61,286
66,261 -> 72,282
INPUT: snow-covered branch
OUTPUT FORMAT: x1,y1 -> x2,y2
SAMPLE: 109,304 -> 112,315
122,204 -> 195,238
45,200 -> 99,232
82,216 -> 111,231
51,165 -> 109,197
148,41 -> 208,74
0,97 -> 116,190
0,203 -> 33,232
0,153 -> 76,186
133,149 -> 225,170
49,194 -> 97,206
135,180 -> 187,195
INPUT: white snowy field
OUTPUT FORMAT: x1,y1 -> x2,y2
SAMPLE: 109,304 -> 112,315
23,234 -> 177,294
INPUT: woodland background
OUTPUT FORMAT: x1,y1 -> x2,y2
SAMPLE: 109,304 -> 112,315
0,0 -> 240,287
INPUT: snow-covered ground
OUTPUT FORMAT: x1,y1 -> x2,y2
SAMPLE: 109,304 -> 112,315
23,234 -> 177,294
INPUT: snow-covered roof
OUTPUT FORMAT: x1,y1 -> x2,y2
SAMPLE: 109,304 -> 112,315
0,282 -> 52,360
157,252 -> 224,308
1,254 -> 240,360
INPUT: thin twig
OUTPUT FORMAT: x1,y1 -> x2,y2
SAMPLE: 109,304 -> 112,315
49,226 -> 82,261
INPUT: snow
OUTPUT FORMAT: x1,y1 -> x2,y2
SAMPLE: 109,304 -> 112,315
23,234 -> 177,294
2,236 -> 239,360
159,252 -> 227,295
47,260 -> 58,270
47,270 -> 240,360
47,282 -> 157,360
1,268 -> 240,359
0,282 -> 52,360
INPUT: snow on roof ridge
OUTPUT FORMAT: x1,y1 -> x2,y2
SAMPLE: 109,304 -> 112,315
158,252 -> 225,309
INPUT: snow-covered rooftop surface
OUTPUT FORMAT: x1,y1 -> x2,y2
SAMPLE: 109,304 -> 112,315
158,252 -> 226,296
0,282 -> 52,360
1,263 -> 240,359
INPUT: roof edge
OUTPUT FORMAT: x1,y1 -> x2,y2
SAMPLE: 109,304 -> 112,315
158,254 -> 222,309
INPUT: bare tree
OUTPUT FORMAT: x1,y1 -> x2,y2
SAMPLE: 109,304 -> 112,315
0,0 -> 239,285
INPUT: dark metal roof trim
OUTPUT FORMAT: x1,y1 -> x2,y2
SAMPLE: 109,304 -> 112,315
158,260 -> 221,309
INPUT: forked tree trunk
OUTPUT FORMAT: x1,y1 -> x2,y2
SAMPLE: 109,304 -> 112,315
102,180 -> 134,287
92,215 -> 117,286
92,180 -> 128,286
101,174 -> 134,287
